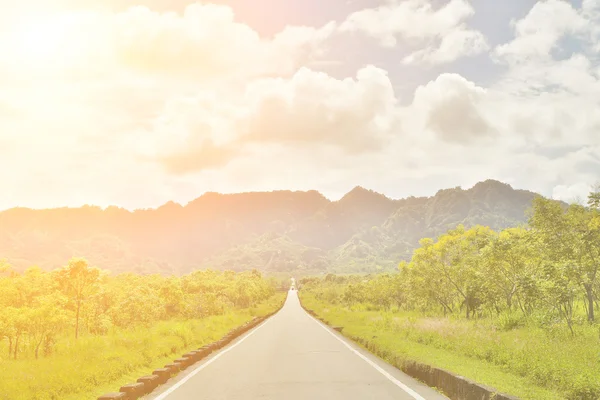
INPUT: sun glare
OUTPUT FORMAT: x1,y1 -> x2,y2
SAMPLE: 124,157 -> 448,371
19,19 -> 66,60
11,16 -> 65,59
7,13 -> 88,68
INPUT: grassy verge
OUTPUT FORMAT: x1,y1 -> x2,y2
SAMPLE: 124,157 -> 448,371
0,292 -> 286,400
299,292 -> 597,400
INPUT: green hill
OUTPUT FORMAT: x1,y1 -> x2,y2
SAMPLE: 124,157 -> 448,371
0,179 -> 540,274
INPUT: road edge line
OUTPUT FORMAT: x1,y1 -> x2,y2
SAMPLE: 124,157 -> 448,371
306,312 -> 427,400
153,317 -> 274,400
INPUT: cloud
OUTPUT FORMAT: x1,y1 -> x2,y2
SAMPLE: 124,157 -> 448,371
340,0 -> 474,44
490,0 -> 600,148
402,27 -> 488,65
112,4 -> 336,79
112,5 -> 334,79
112,4 -> 259,76
159,140 -> 239,174
339,0 -> 488,64
494,0 -> 589,63
135,65 -> 400,174
2,0 -> 600,211
583,0 -> 600,42
126,92 -> 242,172
0,3 -> 335,83
407,74 -> 495,143
239,65 -> 398,153
490,54 -> 600,148
270,22 -> 338,72
552,182 -> 593,203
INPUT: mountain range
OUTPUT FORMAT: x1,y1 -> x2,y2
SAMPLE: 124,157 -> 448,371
0,179 -> 540,275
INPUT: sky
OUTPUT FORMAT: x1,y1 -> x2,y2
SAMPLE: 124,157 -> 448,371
1,0 -> 599,210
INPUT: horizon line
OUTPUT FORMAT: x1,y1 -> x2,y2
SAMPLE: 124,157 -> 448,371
0,179 -> 527,213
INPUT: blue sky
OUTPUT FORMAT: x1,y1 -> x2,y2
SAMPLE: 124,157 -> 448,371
0,0 -> 599,209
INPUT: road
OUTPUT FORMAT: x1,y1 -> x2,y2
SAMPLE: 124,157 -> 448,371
149,290 -> 448,400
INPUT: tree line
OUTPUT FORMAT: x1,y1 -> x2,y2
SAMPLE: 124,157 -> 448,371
0,258 -> 277,360
301,191 -> 600,333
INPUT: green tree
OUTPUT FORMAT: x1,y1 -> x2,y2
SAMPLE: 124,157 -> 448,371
55,258 -> 100,338
529,196 -> 600,323
28,294 -> 69,358
0,307 -> 16,358
408,225 -> 494,318
588,184 -> 600,209
481,227 -> 542,315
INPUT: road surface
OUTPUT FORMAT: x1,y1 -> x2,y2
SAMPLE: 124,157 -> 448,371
149,290 -> 448,400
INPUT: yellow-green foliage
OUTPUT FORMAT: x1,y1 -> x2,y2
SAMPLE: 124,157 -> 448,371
301,287 -> 600,400
301,292 -> 600,400
1,294 -> 285,400
297,195 -> 600,400
0,258 -> 284,400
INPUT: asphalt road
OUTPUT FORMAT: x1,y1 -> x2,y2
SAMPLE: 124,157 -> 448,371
148,290 -> 448,400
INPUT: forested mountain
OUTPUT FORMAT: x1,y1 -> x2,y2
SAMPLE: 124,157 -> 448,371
0,180 -> 540,274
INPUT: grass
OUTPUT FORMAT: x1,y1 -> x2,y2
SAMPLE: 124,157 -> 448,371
0,293 -> 286,400
299,292 -> 600,400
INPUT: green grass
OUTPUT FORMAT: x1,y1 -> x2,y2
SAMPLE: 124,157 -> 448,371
300,293 -> 600,400
0,293 -> 286,400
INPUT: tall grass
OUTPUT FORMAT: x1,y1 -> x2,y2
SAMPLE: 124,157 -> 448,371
300,293 -> 600,400
0,293 -> 285,400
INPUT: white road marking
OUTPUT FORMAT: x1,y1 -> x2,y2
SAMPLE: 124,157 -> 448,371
308,313 -> 427,400
154,318 -> 273,400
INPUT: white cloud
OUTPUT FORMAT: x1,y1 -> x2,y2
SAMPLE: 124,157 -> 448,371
494,0 -> 590,63
552,182 -> 593,203
2,0 -> 600,211
340,0 -> 474,45
582,0 -> 600,51
129,65 -> 400,175
340,0 -> 488,64
404,73 -> 495,143
240,65 -> 398,152
0,2 -> 338,209
0,3 -> 335,83
489,1 -> 600,150
403,27 -> 488,65
112,4 -> 336,79
133,93 -> 245,173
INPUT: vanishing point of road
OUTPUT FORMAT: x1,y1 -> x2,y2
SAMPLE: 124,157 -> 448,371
148,290 -> 448,400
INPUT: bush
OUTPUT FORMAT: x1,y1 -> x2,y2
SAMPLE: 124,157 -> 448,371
495,312 -> 525,331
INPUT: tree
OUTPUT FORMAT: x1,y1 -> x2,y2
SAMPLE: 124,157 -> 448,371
0,260 -> 12,274
0,307 -> 16,358
480,227 -> 543,315
404,240 -> 457,314
588,184 -> 600,209
54,258 -> 100,338
159,279 -> 185,318
8,307 -> 28,359
406,225 -> 495,318
28,294 -> 68,358
529,196 -> 600,323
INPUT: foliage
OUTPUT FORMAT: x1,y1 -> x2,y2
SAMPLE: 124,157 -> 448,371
0,257 -> 282,399
300,293 -> 592,400
0,257 -> 280,393
298,189 -> 600,399
0,294 -> 285,400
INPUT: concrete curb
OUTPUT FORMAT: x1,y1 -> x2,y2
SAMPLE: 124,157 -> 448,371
298,298 -> 519,400
97,294 -> 287,400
